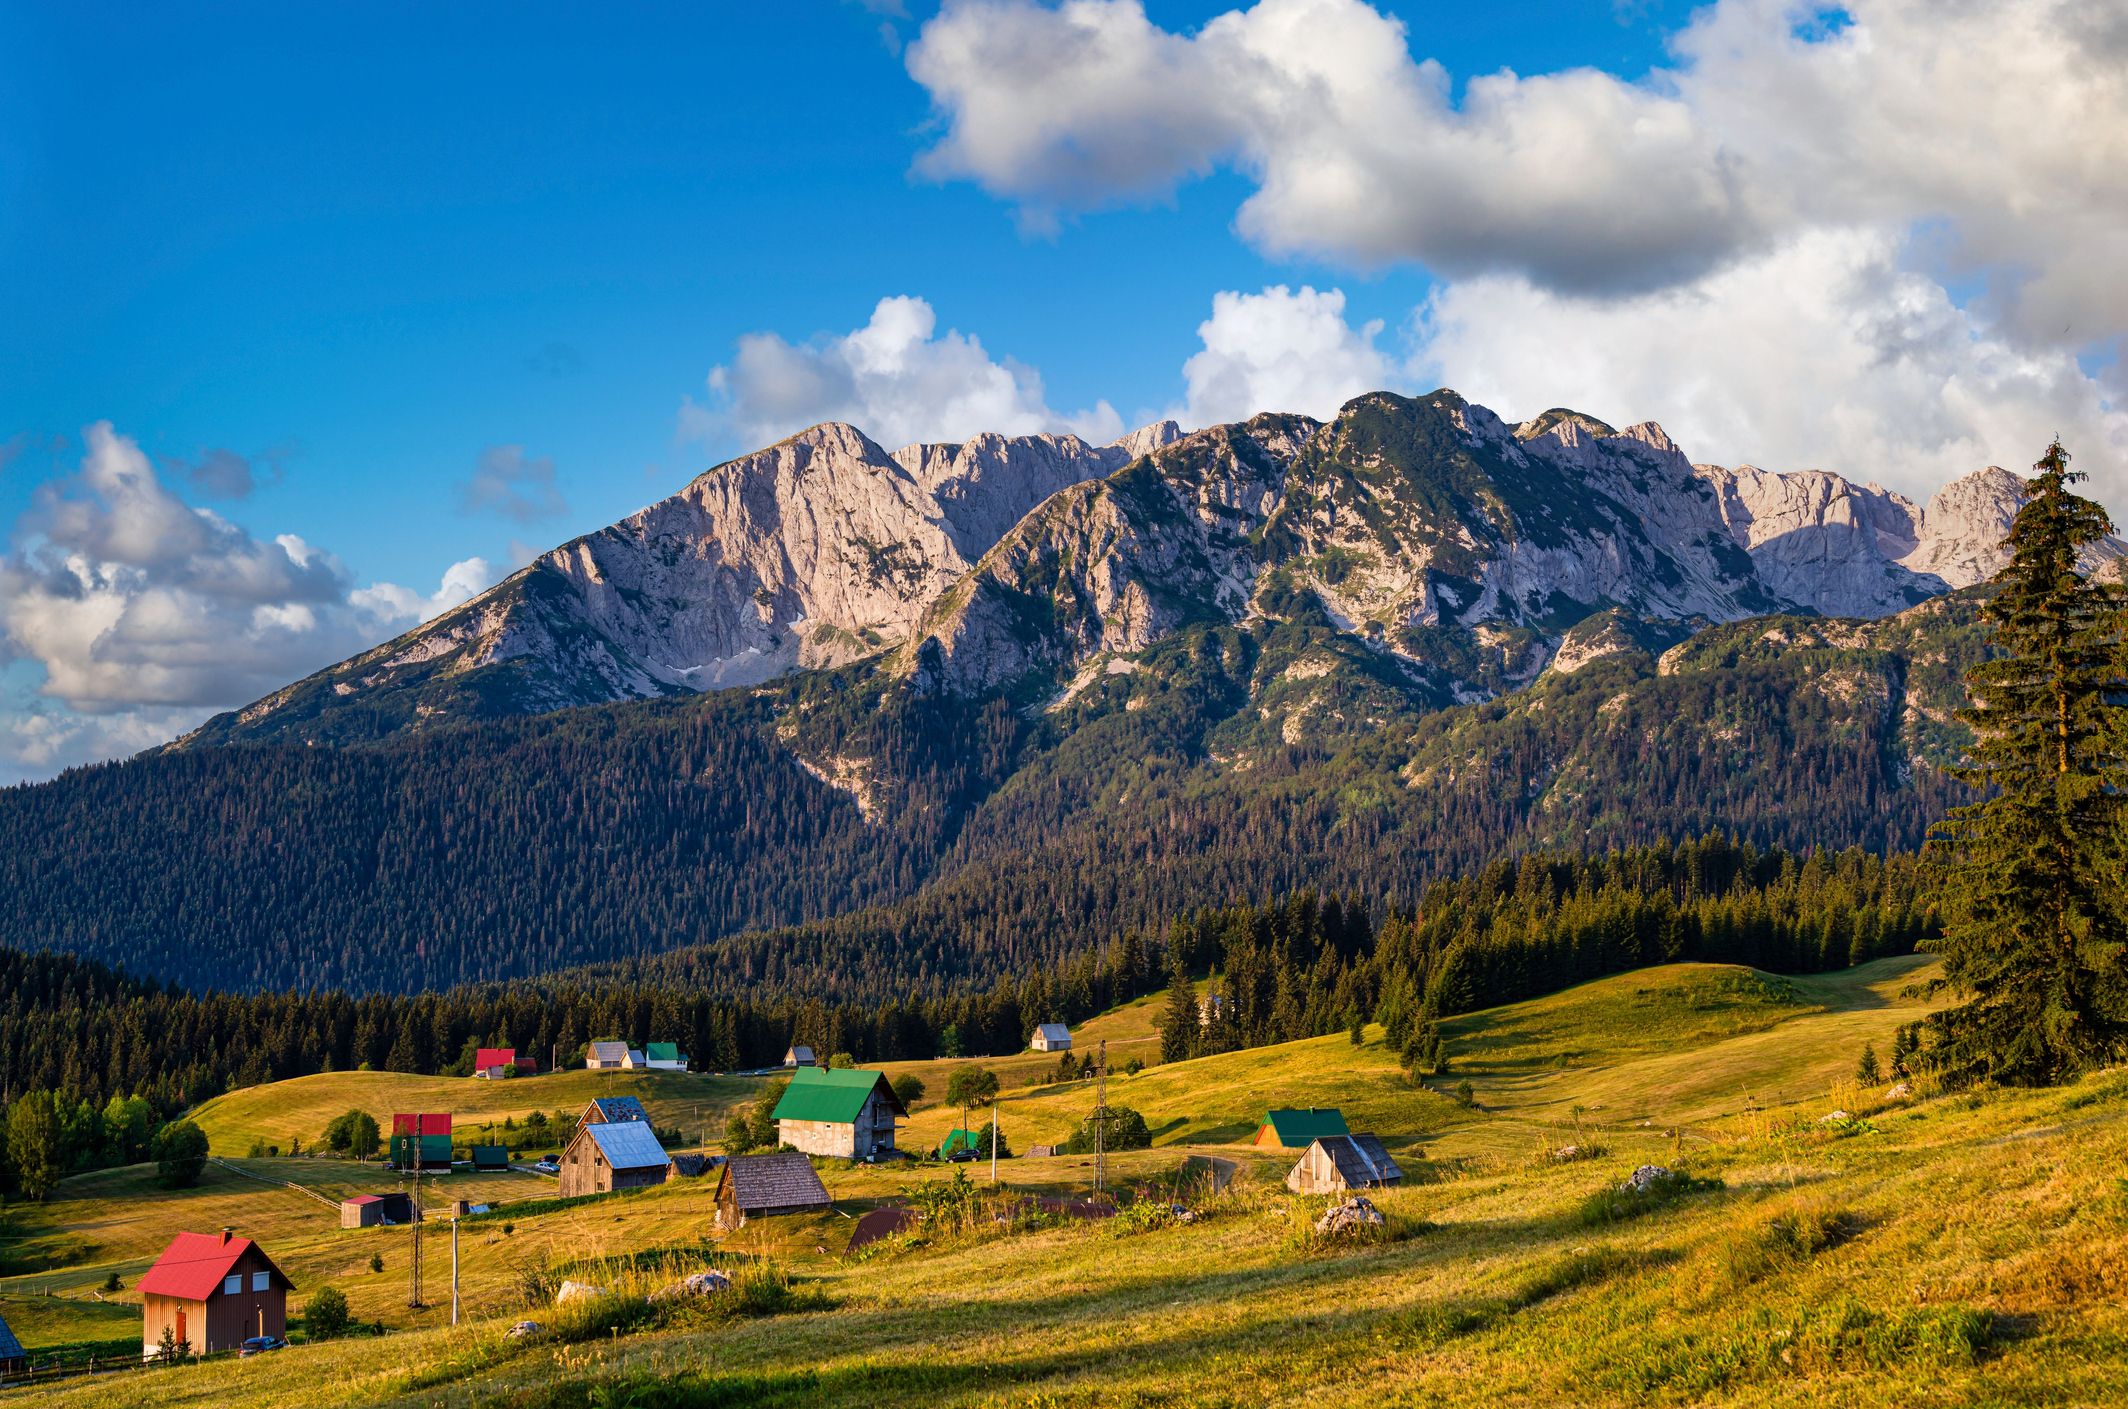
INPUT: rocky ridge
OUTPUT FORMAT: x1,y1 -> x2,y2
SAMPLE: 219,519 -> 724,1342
183,390 -> 2094,747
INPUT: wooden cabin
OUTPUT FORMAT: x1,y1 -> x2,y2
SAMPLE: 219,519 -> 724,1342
773,1067 -> 906,1159
1285,1133 -> 1403,1195
783,1044 -> 817,1068
557,1116 -> 669,1197
1030,1022 -> 1073,1053
715,1151 -> 830,1230
137,1230 -> 290,1359
585,1041 -> 630,1071
577,1096 -> 648,1130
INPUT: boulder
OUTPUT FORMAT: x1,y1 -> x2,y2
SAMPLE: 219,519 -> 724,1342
555,1280 -> 608,1305
1623,1165 -> 1673,1194
504,1321 -> 541,1339
649,1270 -> 733,1302
1550,1144 -> 1584,1163
1314,1197 -> 1385,1236
1885,1081 -> 1913,1100
1819,1110 -> 1850,1124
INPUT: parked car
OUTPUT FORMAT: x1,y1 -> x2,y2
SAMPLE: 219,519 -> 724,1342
533,1158 -> 559,1174
239,1335 -> 286,1356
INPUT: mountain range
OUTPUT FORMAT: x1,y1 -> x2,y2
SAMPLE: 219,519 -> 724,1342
3,389 -> 2103,995
179,390 -> 2048,748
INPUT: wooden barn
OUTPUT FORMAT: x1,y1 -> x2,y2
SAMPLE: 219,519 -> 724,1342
578,1096 -> 649,1129
1285,1134 -> 1403,1194
137,1229 -> 290,1359
715,1151 -> 830,1230
557,1115 -> 669,1197
585,1041 -> 630,1070
666,1152 -> 719,1179
1030,1022 -> 1073,1053
783,1044 -> 816,1068
1254,1107 -> 1350,1149
340,1190 -> 418,1228
773,1066 -> 905,1159
470,1144 -> 510,1172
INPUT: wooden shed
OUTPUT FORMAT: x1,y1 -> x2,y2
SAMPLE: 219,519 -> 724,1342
585,1041 -> 630,1070
340,1194 -> 385,1229
137,1230 -> 290,1359
1285,1134 -> 1403,1194
667,1152 -> 719,1179
715,1151 -> 830,1230
1255,1107 -> 1350,1149
1031,1022 -> 1073,1053
557,1116 -> 669,1197
773,1067 -> 905,1159
783,1044 -> 816,1068
470,1144 -> 510,1172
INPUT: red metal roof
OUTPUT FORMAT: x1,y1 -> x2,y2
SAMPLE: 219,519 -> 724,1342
135,1232 -> 286,1302
475,1047 -> 514,1070
344,1195 -> 382,1205
391,1113 -> 452,1135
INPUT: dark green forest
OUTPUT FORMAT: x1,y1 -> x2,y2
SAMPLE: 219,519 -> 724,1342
0,833 -> 1931,1163
0,596 -> 1979,996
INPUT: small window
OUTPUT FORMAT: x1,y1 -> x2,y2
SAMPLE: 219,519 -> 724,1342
252,1271 -> 270,1292
223,1274 -> 241,1296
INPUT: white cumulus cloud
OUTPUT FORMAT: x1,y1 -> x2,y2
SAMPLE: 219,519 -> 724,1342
695,295 -> 1125,451
0,423 -> 500,780
1176,285 -> 1397,427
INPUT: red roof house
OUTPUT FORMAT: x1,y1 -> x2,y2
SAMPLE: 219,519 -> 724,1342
474,1047 -> 517,1079
137,1230 -> 290,1359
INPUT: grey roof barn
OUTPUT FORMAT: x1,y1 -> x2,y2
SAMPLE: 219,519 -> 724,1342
1285,1133 -> 1404,1194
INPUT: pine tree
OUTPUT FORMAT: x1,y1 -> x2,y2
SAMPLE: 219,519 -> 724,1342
1855,1042 -> 1881,1085
1159,958 -> 1197,1064
1925,440 -> 2128,1084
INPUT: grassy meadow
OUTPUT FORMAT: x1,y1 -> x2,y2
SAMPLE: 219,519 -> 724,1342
9,955 -> 2128,1406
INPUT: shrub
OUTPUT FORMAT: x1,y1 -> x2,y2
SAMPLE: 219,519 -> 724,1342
152,1120 -> 209,1188
1722,1200 -> 1859,1285
101,1270 -> 122,1293
304,1286 -> 352,1339
1578,1169 -> 1723,1226
1122,1057 -> 1144,1076
369,1253 -> 384,1274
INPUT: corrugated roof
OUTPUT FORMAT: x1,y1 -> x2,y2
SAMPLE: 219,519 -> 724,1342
584,1096 -> 648,1125
0,1311 -> 22,1363
135,1232 -> 286,1302
667,1153 -> 717,1177
475,1047 -> 514,1069
391,1113 -> 451,1136
645,1042 -> 681,1062
582,1119 -> 669,1169
785,1045 -> 816,1064
718,1151 -> 830,1211
1035,1023 -> 1071,1042
1312,1133 -> 1402,1187
342,1195 -> 382,1207
587,1041 -> 629,1063
772,1067 -> 905,1125
1263,1107 -> 1349,1146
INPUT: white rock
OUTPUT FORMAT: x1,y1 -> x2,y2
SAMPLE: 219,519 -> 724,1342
555,1280 -> 608,1305
648,1270 -> 733,1302
1314,1196 -> 1386,1235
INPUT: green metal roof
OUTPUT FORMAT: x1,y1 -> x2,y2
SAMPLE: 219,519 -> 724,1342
939,1129 -> 982,1156
771,1067 -> 904,1125
1262,1107 -> 1349,1146
644,1043 -> 681,1062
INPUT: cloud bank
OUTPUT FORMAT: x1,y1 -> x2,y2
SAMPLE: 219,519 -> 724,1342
0,424 -> 494,780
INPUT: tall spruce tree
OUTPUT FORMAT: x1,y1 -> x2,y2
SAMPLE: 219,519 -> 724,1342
1925,439 -> 2128,1084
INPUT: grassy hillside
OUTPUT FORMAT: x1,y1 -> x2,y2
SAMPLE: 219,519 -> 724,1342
187,1068 -> 753,1159
16,957 -> 2128,1407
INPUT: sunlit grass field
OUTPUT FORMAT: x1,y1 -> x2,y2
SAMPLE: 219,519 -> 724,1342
11,956 -> 2128,1406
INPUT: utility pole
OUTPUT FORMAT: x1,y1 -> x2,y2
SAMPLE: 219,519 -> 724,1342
450,1213 -> 460,1326
990,1102 -> 998,1185
407,1162 -> 425,1309
1093,1039 -> 1108,1194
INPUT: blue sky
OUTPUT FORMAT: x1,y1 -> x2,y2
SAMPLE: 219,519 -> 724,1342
1,0 -> 2121,778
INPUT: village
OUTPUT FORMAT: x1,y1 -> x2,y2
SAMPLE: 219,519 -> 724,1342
0,986 -> 1440,1385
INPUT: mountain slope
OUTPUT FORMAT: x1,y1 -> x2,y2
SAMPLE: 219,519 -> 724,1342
181,420 -> 1178,746
182,390 -> 2052,748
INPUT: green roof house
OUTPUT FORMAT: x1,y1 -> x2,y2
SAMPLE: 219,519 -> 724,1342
642,1042 -> 688,1072
771,1067 -> 906,1160
1254,1107 -> 1350,1149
